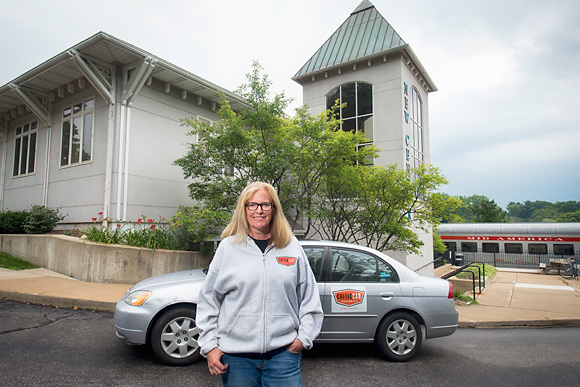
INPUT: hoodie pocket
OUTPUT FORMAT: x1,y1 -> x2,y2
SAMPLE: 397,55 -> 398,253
268,315 -> 298,336
227,315 -> 261,342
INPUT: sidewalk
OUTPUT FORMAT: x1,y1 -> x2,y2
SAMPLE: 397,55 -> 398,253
455,269 -> 580,328
1,267 -> 580,328
0,268 -> 131,311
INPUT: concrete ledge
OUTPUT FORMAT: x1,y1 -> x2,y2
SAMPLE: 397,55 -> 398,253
0,234 -> 212,284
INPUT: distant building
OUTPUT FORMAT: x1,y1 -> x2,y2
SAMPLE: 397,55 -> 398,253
293,0 -> 437,270
0,32 -> 246,228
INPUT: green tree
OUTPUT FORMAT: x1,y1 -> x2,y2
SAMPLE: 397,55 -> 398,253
174,61 -> 375,235
310,164 -> 461,254
455,195 -> 507,223
507,200 -> 580,222
175,62 -> 457,253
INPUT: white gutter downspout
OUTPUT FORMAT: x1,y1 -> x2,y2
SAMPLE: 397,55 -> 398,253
122,106 -> 131,221
0,133 -> 6,211
119,57 -> 156,221
116,104 -> 127,222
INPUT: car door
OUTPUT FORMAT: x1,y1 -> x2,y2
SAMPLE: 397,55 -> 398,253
302,245 -> 326,307
318,247 -> 401,341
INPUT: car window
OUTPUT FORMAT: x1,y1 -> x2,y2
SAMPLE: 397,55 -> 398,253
330,248 -> 396,283
303,247 -> 325,281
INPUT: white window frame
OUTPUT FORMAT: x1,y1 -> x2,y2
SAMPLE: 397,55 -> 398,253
326,82 -> 374,166
409,87 -> 423,170
60,97 -> 95,167
13,120 -> 38,177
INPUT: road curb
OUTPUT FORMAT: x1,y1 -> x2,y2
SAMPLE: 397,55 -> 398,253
0,291 -> 116,312
459,319 -> 580,329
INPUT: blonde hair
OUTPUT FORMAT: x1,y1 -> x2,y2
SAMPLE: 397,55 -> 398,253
221,182 -> 293,248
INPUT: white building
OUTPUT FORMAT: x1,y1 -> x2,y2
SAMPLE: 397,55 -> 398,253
0,32 -> 246,228
292,0 -> 437,270
0,1 -> 437,272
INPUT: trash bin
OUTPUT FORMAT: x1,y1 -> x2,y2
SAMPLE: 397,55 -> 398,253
454,253 -> 464,266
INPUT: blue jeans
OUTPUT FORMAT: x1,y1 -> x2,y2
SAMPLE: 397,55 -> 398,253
221,347 -> 302,387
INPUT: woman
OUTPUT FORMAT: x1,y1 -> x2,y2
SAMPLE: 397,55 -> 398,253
197,182 -> 323,386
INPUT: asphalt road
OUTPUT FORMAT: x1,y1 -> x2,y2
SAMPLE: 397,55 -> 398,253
1,300 -> 579,386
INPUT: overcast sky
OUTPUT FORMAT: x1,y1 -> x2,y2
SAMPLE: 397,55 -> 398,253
2,0 -> 579,208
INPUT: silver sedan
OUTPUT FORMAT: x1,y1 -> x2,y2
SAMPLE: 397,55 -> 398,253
114,241 -> 458,365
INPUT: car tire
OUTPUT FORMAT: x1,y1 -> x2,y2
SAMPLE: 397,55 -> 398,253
150,306 -> 202,366
376,312 -> 422,362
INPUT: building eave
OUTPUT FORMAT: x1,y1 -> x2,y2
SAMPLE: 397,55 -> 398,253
0,32 -> 248,123
292,44 -> 437,93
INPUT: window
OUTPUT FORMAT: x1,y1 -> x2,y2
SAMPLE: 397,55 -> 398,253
482,243 -> 499,253
326,82 -> 373,165
61,98 -> 94,167
329,248 -> 396,283
303,247 -> 325,281
13,120 -> 38,176
444,242 -> 457,252
409,87 -> 423,170
528,244 -> 548,255
505,243 -> 523,254
554,244 -> 574,255
461,242 -> 477,252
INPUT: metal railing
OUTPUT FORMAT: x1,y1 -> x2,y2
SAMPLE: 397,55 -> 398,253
457,252 -> 580,269
441,262 -> 487,299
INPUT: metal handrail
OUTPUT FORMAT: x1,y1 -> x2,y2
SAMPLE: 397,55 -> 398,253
441,263 -> 487,299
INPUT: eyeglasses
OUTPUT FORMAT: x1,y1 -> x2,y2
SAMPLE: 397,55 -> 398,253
245,202 -> 273,211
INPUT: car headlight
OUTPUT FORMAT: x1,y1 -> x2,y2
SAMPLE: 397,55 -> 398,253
124,290 -> 152,306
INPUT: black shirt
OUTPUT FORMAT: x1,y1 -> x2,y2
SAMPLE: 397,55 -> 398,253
250,236 -> 270,253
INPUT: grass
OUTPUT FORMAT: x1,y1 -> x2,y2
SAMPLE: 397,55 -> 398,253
456,263 -> 497,280
454,289 -> 478,304
0,253 -> 39,270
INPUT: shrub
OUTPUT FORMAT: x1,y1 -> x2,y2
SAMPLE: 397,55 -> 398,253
170,206 -> 229,252
23,205 -> 65,234
0,210 -> 29,234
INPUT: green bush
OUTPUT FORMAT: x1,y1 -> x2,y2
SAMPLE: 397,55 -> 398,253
0,210 -> 29,234
83,218 -> 182,251
170,206 -> 229,252
23,205 -> 65,234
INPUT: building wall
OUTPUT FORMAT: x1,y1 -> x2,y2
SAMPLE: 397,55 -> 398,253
120,82 -> 220,222
1,78 -> 221,228
300,55 -> 434,271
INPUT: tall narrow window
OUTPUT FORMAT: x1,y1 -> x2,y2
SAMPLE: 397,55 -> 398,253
410,87 -> 423,169
13,120 -> 38,176
326,82 -> 373,165
61,97 -> 94,167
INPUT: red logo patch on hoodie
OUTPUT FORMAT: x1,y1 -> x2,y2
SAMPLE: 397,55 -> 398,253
277,256 -> 296,266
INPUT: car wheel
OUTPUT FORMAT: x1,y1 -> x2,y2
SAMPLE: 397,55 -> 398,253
150,306 -> 202,366
376,312 -> 422,362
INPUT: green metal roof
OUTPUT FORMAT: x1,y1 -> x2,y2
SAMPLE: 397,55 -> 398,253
294,0 -> 406,77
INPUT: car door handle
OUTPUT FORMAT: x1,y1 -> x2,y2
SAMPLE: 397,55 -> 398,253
380,292 -> 395,300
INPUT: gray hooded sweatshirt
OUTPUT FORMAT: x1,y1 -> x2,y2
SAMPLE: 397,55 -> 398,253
197,235 -> 323,356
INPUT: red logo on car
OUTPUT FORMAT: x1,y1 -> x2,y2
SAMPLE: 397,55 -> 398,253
333,290 -> 365,307
277,256 -> 296,266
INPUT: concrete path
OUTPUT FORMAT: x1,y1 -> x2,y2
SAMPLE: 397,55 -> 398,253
1,267 -> 580,328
